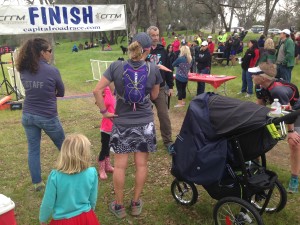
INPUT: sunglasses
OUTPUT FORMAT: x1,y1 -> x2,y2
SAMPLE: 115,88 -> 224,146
45,49 -> 52,53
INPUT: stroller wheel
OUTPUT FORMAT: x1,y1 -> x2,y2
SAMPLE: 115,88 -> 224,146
251,180 -> 287,213
171,179 -> 198,206
213,197 -> 264,225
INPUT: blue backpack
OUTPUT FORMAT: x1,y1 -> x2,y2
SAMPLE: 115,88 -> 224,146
122,61 -> 150,110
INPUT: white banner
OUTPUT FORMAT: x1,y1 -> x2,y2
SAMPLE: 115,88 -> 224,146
0,4 -> 126,35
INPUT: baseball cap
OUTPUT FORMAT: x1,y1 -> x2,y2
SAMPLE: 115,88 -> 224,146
132,32 -> 152,50
248,62 -> 277,78
201,41 -> 208,46
280,29 -> 291,35
208,35 -> 212,39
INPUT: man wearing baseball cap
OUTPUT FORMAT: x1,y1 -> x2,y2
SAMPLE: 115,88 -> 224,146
250,62 -> 300,193
207,35 -> 215,55
275,29 -> 295,82
195,41 -> 212,95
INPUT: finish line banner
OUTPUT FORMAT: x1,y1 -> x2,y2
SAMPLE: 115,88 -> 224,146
0,4 -> 126,35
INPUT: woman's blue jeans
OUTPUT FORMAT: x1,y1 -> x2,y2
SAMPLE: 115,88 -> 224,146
241,69 -> 253,94
22,113 -> 65,184
197,67 -> 210,95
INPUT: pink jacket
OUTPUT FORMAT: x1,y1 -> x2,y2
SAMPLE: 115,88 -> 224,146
100,87 -> 115,133
172,40 -> 181,52
208,42 -> 215,54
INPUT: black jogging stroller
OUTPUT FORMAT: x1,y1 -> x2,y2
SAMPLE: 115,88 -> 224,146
170,93 -> 300,225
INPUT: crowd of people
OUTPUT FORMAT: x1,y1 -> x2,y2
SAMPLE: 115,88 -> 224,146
14,25 -> 300,224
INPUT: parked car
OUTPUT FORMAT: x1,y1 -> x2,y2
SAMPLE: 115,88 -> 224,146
251,25 -> 264,34
231,27 -> 245,33
268,28 -> 281,34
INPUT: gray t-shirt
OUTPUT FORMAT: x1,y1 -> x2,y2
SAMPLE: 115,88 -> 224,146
270,86 -> 293,105
276,41 -> 285,64
103,60 -> 162,126
21,60 -> 65,118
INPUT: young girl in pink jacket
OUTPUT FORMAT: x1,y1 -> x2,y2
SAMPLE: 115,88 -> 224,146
98,85 -> 115,180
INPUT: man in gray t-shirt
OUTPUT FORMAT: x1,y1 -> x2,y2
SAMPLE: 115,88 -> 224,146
275,29 -> 295,82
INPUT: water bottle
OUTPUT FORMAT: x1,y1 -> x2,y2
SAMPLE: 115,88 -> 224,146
270,98 -> 282,117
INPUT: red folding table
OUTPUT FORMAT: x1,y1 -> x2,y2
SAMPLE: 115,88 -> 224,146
188,73 -> 237,95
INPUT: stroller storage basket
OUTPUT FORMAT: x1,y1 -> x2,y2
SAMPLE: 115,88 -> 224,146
204,179 -> 242,200
247,169 -> 278,194
204,167 -> 277,201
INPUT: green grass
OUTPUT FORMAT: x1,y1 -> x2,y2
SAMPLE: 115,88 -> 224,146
1,36 -> 300,225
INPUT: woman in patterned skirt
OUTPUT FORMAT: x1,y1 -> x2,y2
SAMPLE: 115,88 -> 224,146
93,32 -> 162,219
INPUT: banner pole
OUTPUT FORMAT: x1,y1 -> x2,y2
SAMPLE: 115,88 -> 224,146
124,4 -> 129,46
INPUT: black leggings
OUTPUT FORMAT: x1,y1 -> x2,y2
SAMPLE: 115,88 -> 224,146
98,132 -> 110,161
176,79 -> 187,100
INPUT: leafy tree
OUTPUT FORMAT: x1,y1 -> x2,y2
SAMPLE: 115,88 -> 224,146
233,0 -> 264,29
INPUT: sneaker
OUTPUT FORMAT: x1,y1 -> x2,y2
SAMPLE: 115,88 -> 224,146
287,178 -> 299,193
237,92 -> 244,95
164,142 -> 172,150
174,104 -> 184,108
109,201 -> 126,219
130,199 -> 143,216
34,181 -> 45,192
164,143 -> 175,155
245,93 -> 252,98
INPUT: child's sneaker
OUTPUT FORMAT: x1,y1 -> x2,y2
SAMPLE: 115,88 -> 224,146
109,201 -> 126,219
287,177 -> 299,193
34,181 -> 45,192
130,199 -> 143,216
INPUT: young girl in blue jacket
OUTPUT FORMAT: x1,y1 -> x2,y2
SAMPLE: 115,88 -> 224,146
39,134 -> 100,225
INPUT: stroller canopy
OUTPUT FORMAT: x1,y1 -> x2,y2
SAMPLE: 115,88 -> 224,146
209,95 -> 271,137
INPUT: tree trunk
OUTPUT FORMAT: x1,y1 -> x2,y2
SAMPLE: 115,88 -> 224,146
218,5 -> 229,32
109,31 -> 115,44
211,15 -> 217,34
129,0 -> 139,37
114,30 -> 119,45
264,0 -> 279,35
228,1 -> 236,31
102,32 -> 109,44
146,0 -> 158,26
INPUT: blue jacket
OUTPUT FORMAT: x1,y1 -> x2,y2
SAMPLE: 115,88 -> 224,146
172,56 -> 191,82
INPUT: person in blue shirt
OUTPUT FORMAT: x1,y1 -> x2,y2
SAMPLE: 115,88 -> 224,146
39,134 -> 100,225
72,44 -> 78,52
172,45 -> 192,107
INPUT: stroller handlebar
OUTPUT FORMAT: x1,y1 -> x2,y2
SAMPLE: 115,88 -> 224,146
271,109 -> 300,125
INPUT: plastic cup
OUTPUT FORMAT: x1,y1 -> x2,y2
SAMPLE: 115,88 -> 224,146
238,57 -> 242,64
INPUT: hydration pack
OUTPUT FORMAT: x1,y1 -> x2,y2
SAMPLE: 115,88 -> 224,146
122,61 -> 150,110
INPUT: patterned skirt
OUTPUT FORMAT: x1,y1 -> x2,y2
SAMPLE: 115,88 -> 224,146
110,122 -> 157,154
49,210 -> 100,225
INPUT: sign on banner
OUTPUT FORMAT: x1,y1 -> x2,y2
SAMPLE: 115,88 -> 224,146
0,4 -> 126,35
